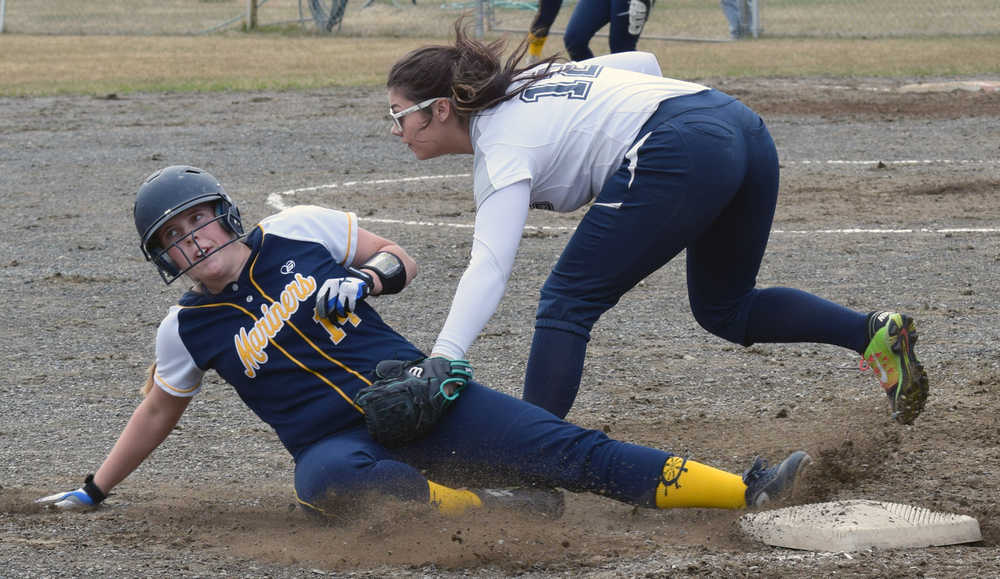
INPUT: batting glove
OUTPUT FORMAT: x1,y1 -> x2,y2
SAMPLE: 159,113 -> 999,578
316,275 -> 371,320
36,474 -> 106,510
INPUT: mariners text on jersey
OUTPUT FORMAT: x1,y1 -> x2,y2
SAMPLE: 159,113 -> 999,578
234,272 -> 316,378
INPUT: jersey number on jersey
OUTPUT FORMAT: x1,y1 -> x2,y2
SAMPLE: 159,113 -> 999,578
519,64 -> 603,103
313,310 -> 362,345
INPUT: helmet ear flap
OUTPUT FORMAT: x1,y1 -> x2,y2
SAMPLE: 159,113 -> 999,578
215,195 -> 244,236
152,249 -> 181,278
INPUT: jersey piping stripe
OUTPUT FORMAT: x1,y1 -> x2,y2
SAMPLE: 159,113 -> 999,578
340,212 -> 355,265
625,130 -> 651,190
247,237 -> 371,412
154,369 -> 201,394
294,490 -> 336,516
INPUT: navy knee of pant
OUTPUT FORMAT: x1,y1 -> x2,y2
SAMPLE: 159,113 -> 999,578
536,288 -> 611,340
563,31 -> 592,61
293,427 -> 428,513
689,289 -> 759,346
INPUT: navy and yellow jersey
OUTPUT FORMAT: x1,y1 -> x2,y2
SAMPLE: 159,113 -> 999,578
152,205 -> 423,455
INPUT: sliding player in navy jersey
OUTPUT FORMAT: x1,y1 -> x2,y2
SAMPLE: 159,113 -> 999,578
37,165 -> 809,517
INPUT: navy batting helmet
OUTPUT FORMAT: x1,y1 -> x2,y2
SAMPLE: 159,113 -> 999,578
133,165 -> 245,284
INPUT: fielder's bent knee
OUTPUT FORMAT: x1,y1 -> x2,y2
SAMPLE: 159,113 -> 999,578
690,304 -> 750,345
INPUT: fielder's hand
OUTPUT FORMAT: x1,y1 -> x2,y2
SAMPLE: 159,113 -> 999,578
316,276 -> 370,320
36,475 -> 106,510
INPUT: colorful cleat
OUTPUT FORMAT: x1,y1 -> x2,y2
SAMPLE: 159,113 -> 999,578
473,486 -> 565,518
743,450 -> 812,508
861,311 -> 929,425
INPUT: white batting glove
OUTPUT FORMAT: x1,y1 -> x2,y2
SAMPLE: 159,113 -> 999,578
36,475 -> 106,510
35,489 -> 97,510
316,276 -> 371,320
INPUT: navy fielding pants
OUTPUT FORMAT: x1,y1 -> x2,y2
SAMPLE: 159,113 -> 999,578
523,90 -> 868,417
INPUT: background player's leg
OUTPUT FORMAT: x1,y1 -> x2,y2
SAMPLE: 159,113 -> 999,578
528,0 -> 565,62
563,0 -> 611,60
720,0 -> 745,39
608,0 -> 643,53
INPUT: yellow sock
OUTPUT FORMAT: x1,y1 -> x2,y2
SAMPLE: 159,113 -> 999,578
427,480 -> 482,516
527,33 -> 547,59
654,456 -> 748,509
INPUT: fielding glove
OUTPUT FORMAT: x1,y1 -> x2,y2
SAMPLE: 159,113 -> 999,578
354,357 -> 473,447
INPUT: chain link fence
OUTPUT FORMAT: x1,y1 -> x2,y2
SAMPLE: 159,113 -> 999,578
748,0 -> 999,38
483,0 -> 1000,41
0,0 -> 334,35
1,0 -> 997,37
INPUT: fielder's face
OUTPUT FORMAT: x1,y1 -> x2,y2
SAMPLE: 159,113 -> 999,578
157,202 -> 244,289
387,88 -> 451,160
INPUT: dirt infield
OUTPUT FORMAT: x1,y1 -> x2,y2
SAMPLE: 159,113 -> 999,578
1,78 -> 998,577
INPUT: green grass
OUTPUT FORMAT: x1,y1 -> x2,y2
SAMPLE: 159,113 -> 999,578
1,0 -> 998,97
2,33 -> 998,97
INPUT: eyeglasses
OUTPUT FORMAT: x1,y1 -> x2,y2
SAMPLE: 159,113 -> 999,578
388,97 -> 445,132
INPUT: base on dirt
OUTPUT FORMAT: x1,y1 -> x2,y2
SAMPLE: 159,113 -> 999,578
740,499 -> 982,552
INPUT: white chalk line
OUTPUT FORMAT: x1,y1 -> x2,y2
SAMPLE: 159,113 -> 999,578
265,168 -> 999,234
791,159 -> 998,166
266,173 -> 472,210
359,219 -> 1000,234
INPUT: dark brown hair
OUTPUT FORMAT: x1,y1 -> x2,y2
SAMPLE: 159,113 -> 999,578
387,18 -> 561,124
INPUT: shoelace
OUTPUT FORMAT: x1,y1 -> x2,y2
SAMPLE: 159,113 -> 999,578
742,457 -> 770,485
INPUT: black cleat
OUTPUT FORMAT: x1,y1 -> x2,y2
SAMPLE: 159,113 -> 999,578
743,450 -> 812,507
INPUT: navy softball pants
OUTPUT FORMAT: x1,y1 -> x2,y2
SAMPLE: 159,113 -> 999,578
523,89 -> 868,418
563,0 -> 641,61
530,0 -> 564,36
293,381 -> 670,515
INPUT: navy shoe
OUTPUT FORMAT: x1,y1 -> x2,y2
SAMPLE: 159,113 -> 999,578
743,450 -> 812,507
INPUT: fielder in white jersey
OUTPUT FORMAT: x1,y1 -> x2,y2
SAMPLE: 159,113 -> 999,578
454,51 -> 699,361
385,20 -> 928,423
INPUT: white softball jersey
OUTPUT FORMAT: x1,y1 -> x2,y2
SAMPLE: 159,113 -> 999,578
432,52 -> 709,360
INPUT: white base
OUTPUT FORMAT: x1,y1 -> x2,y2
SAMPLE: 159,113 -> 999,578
740,500 -> 982,552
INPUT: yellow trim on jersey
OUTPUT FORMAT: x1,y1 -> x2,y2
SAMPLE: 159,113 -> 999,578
294,491 -> 333,516
341,211 -> 355,265
153,369 -> 201,394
